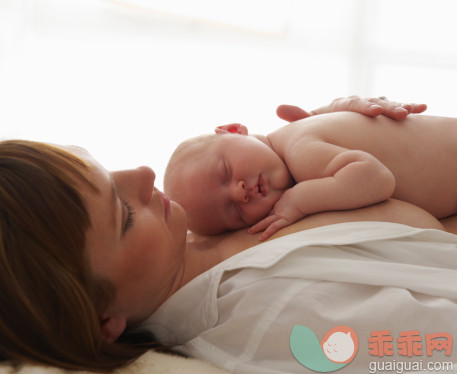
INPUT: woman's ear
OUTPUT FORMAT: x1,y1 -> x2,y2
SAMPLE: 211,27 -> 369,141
214,123 -> 248,135
100,315 -> 127,343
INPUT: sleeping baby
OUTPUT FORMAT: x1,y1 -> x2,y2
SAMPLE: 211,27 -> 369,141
164,110 -> 457,240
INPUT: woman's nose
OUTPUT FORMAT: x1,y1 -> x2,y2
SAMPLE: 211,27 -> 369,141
230,180 -> 248,204
113,166 -> 155,205
135,166 -> 156,204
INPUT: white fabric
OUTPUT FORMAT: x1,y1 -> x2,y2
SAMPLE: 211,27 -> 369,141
138,222 -> 457,374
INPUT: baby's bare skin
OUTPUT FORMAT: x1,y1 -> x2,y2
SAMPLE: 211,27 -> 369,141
166,108 -> 456,240
267,112 -> 457,220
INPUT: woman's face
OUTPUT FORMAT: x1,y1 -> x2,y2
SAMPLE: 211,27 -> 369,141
79,151 -> 187,328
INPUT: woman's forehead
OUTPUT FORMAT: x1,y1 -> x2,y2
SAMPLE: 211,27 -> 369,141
60,145 -> 109,174
60,144 -> 91,158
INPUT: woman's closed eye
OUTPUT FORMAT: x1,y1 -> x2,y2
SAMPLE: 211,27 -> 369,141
121,198 -> 135,232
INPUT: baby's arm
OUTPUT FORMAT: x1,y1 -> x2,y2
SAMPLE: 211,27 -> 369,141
251,139 -> 395,240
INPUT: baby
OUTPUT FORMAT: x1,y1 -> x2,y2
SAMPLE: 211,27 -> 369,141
164,109 -> 457,240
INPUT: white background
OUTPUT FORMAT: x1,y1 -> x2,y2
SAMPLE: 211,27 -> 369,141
1,0 -> 456,189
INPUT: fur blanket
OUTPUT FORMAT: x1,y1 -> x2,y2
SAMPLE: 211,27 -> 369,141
0,351 -> 231,374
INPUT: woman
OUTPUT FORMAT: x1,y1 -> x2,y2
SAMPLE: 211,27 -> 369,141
0,97 -> 451,372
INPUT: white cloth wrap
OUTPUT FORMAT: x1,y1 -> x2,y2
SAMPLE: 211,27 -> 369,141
138,222 -> 457,374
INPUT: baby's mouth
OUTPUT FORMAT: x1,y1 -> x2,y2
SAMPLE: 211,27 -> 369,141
256,175 -> 267,197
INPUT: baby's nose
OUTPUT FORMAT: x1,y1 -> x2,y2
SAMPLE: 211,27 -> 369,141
231,180 -> 249,204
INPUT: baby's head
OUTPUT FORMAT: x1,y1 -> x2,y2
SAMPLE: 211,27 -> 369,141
164,130 -> 292,235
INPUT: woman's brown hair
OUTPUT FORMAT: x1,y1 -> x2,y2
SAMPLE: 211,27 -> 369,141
0,140 -> 156,371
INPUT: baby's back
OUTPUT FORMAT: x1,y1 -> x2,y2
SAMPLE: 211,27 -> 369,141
289,112 -> 457,218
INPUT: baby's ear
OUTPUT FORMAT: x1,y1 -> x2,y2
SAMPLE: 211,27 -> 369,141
214,123 -> 248,135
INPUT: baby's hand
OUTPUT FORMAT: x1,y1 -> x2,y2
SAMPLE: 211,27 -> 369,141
248,192 -> 305,241
248,214 -> 294,241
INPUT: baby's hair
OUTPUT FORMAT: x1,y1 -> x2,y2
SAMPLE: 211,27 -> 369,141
167,134 -> 217,169
164,133 -> 218,194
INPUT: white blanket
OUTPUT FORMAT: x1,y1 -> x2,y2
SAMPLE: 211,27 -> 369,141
141,222 -> 457,373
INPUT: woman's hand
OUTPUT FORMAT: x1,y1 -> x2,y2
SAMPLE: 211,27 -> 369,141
276,96 -> 427,122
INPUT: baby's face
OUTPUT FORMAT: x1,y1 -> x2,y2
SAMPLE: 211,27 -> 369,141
170,134 -> 293,235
